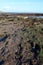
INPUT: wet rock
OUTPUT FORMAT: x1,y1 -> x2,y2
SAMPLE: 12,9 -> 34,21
0,60 -> 4,65
0,34 -> 8,42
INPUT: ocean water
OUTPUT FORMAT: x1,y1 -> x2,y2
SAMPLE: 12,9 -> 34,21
28,16 -> 43,18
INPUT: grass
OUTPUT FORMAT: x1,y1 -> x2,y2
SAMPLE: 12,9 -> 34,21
0,15 -> 43,65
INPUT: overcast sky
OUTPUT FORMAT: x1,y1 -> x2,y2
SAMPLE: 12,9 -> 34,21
0,0 -> 43,13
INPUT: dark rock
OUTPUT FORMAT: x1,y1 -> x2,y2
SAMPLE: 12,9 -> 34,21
35,44 -> 41,52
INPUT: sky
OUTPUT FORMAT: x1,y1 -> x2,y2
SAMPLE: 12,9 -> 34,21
0,0 -> 43,13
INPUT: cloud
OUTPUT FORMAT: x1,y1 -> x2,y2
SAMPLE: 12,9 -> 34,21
3,6 -> 11,10
0,5 -> 13,12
